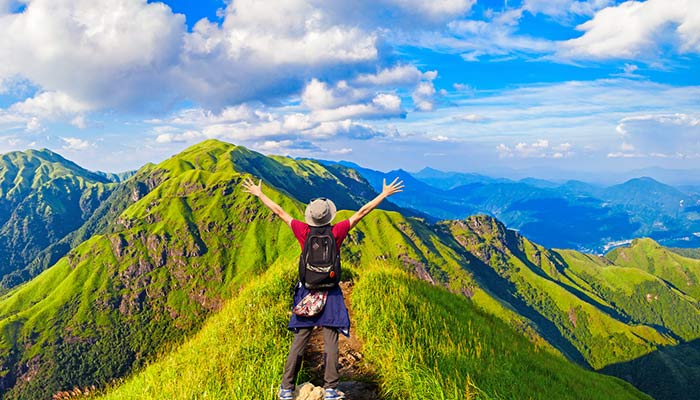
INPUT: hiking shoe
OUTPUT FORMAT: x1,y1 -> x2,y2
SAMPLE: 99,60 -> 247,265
278,386 -> 293,400
324,388 -> 345,400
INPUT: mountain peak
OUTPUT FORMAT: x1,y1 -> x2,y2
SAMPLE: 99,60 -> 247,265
621,176 -> 664,187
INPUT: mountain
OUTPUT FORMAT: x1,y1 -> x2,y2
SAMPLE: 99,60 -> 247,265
600,177 -> 700,247
1,163 -> 159,289
602,239 -> 700,400
0,149 -> 116,290
411,167 -> 504,190
346,165 -> 700,252
97,253 -> 649,400
351,163 -> 639,251
0,140 -> 463,399
1,140 -> 699,400
518,177 -> 560,188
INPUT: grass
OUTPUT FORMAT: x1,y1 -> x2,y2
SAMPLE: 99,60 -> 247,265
352,264 -> 651,400
98,256 -> 297,400
0,140 -> 693,400
95,262 -> 650,400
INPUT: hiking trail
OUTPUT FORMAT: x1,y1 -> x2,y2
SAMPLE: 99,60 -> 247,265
296,281 -> 382,400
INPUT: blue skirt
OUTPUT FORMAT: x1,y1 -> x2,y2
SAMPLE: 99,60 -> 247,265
288,283 -> 350,336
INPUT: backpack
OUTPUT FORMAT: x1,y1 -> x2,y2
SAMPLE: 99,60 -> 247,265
299,225 -> 341,290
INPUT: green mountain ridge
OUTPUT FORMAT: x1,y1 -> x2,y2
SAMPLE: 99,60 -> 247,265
0,140 -> 699,400
0,149 -> 117,290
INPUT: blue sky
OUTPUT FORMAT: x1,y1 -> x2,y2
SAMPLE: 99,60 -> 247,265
0,0 -> 699,181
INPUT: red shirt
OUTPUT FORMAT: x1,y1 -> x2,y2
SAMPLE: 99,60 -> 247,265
291,219 -> 351,251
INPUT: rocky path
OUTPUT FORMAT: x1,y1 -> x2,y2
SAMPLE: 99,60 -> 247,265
295,281 -> 382,400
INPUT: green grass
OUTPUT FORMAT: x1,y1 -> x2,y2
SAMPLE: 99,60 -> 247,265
607,238 -> 700,300
98,256 -> 297,400
353,265 -> 651,400
0,140 -> 695,400
96,262 -> 649,400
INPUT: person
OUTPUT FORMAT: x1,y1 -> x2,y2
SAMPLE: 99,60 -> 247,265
241,176 -> 404,400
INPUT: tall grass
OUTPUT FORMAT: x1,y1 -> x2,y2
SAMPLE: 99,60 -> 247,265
351,264 -> 651,400
99,256 -> 297,400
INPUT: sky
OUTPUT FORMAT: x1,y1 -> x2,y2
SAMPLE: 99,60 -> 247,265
0,0 -> 699,180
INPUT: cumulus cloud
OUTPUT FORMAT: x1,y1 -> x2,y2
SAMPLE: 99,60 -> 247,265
2,0 -> 446,111
149,96 -> 392,146
61,136 -> 92,150
614,113 -> 700,158
496,139 -> 574,158
311,93 -> 405,122
560,0 -> 700,59
353,65 -> 423,87
25,117 -> 43,133
302,79 -> 370,110
70,115 -> 87,129
412,80 -> 437,112
9,91 -> 91,119
0,0 -> 185,109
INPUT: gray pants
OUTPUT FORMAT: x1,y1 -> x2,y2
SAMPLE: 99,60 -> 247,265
281,327 -> 339,389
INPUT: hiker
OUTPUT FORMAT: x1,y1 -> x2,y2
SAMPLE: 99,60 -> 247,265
241,176 -> 404,400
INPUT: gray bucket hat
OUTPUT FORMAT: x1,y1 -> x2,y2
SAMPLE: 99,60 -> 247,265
304,198 -> 337,227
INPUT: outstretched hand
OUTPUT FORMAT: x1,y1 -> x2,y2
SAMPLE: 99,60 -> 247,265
382,177 -> 404,197
241,177 -> 263,197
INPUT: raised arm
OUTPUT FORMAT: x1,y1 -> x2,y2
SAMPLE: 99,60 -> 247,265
349,177 -> 404,229
241,177 -> 293,227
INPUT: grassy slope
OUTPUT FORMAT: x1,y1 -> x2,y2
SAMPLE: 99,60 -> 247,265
0,149 -> 114,288
607,238 -> 700,300
0,140 -> 534,399
668,247 -> 700,259
2,163 -> 159,289
0,140 -> 692,400
443,216 -> 680,369
99,260 -> 649,400
0,141 -> 307,398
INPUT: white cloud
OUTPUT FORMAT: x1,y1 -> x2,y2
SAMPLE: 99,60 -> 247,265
25,117 -> 43,133
9,91 -> 90,119
560,0 -> 700,59
354,65 -> 423,87
412,81 -> 437,111
61,136 -> 91,150
3,0 -> 445,111
301,79 -> 370,110
299,78 -> 405,121
0,0 -> 185,109
607,151 -> 639,158
452,83 -> 473,92
70,115 -> 87,129
254,139 -> 320,153
331,147 -> 353,154
436,8 -> 554,61
496,139 -> 574,158
0,109 -> 25,127
305,120 -> 385,139
614,113 -> 700,158
453,113 -> 486,122
524,0 -> 612,19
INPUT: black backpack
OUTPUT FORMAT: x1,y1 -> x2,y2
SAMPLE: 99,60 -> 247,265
299,225 -> 341,290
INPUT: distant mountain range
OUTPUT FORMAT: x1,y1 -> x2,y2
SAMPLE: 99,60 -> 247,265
1,141 -> 700,400
320,161 -> 700,252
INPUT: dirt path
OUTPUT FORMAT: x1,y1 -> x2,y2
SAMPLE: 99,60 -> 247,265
301,281 -> 382,400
